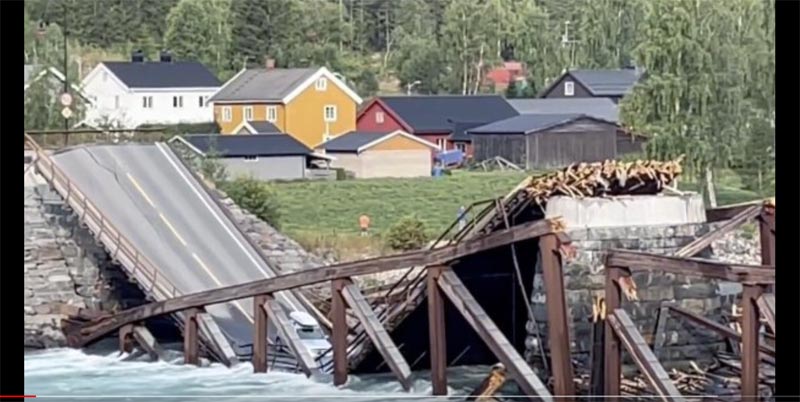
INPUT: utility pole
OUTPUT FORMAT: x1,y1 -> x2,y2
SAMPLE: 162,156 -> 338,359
62,4 -> 70,132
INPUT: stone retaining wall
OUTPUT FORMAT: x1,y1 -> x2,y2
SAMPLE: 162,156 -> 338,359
525,222 -> 760,370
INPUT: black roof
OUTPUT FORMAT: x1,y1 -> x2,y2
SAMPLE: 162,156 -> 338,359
468,114 -> 616,135
449,121 -> 487,142
103,61 -> 221,88
181,134 -> 312,157
380,95 -> 519,133
320,131 -> 389,153
247,121 -> 282,134
559,69 -> 642,97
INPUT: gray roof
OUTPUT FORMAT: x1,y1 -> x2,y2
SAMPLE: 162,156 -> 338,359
181,134 -> 312,157
568,69 -> 642,96
508,98 -> 619,123
103,61 -> 221,88
210,68 -> 318,102
468,114 -> 615,135
246,121 -> 282,134
319,131 -> 389,153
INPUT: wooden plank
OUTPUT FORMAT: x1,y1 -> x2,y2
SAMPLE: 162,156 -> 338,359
331,279 -> 348,386
184,308 -> 200,366
759,209 -> 775,266
665,305 -> 774,357
437,270 -> 553,401
263,299 -> 321,377
607,309 -> 685,402
119,324 -> 134,354
604,266 -> 624,399
253,294 -> 270,373
427,266 -> 448,396
757,294 -> 775,334
131,325 -> 166,361
741,285 -> 763,401
651,305 -> 670,357
675,206 -> 761,258
538,234 -> 575,399
341,281 -> 413,391
67,218 -> 558,347
706,200 -> 768,223
605,250 -> 774,284
196,312 -> 239,367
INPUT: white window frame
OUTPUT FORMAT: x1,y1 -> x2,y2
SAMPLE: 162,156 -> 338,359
455,142 -> 467,153
266,106 -> 277,122
244,106 -> 254,121
436,138 -> 447,150
173,96 -> 183,108
142,96 -> 153,108
564,81 -> 575,96
199,96 -> 204,107
315,77 -> 328,91
324,105 -> 337,122
375,111 -> 385,124
243,156 -> 259,162
222,106 -> 232,122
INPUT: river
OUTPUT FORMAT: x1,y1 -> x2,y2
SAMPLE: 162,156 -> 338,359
25,341 -> 507,402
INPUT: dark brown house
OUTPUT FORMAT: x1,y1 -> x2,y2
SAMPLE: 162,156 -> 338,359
538,68 -> 642,104
468,114 -> 620,170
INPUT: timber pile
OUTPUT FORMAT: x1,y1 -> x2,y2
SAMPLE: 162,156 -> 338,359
525,159 -> 683,206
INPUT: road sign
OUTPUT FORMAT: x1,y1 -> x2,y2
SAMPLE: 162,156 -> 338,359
60,92 -> 73,107
61,107 -> 73,119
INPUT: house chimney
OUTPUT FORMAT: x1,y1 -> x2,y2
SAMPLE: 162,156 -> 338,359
131,50 -> 145,63
159,51 -> 173,63
265,57 -> 276,69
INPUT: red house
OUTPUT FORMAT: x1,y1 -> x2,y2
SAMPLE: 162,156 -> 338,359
356,95 -> 519,160
485,61 -> 527,92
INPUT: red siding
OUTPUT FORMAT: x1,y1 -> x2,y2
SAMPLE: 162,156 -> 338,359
356,102 -> 405,132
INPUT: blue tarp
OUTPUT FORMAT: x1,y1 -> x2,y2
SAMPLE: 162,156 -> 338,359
435,149 -> 464,167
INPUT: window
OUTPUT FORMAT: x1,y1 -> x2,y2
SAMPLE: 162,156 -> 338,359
266,106 -> 277,122
173,96 -> 183,108
243,156 -> 259,162
315,77 -> 328,91
222,106 -> 232,122
375,111 -> 385,124
142,96 -> 153,108
436,138 -> 447,150
323,105 -> 337,122
455,142 -> 467,153
114,95 -> 120,109
244,106 -> 254,121
199,96 -> 204,107
564,81 -> 575,96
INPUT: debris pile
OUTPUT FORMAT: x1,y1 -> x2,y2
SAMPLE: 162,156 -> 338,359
525,159 -> 683,205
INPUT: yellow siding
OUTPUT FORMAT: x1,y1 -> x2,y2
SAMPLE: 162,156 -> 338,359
284,83 -> 358,148
214,103 -> 286,134
368,135 -> 431,152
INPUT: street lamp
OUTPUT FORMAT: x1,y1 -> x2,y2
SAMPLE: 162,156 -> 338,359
406,80 -> 422,95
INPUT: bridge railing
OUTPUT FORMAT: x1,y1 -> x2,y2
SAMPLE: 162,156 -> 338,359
25,129 -> 171,150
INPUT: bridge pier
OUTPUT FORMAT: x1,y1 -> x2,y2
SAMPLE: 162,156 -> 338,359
184,308 -> 201,366
253,294 -> 271,373
427,266 -> 448,396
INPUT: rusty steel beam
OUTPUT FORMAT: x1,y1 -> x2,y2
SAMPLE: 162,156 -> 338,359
184,308 -> 200,366
605,250 -> 774,284
119,324 -> 134,354
253,294 -> 270,373
604,266 -> 625,400
676,205 -> 761,258
437,270 -> 553,401
427,266 -> 448,396
757,294 -> 775,334
607,309 -> 685,402
741,285 -> 764,401
331,279 -> 348,386
538,234 -> 575,399
665,305 -> 774,357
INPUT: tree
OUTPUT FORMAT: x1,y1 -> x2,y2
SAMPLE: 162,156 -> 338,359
396,36 -> 446,94
164,0 -> 232,75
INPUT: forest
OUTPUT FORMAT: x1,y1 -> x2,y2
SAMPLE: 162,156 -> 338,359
23,0 -> 774,196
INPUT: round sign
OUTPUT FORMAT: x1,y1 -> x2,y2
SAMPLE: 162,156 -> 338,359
60,92 -> 73,107
61,107 -> 73,119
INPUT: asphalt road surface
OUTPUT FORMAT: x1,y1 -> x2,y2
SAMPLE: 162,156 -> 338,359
51,143 -> 312,358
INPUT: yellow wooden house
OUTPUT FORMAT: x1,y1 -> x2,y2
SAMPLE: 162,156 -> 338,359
209,66 -> 363,148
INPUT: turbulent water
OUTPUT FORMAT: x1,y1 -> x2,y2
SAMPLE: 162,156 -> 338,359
25,341 -> 505,402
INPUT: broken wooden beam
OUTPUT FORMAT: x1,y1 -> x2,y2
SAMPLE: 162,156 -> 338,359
427,266 -> 448,396
539,234 -> 575,399
665,305 -> 774,357
607,309 -> 685,402
340,280 -> 413,391
437,270 -> 553,401
758,207 -> 775,267
184,308 -> 200,366
756,294 -> 775,334
604,266 -> 625,400
605,250 -> 774,283
131,325 -> 166,361
263,298 -> 320,377
675,205 -> 761,258
741,285 -> 764,401
468,363 -> 508,401
331,279 -> 348,386
66,218 -> 558,348
589,298 -> 606,402
705,200 -> 770,223
196,312 -> 239,367
253,294 -> 270,373
119,324 -> 134,354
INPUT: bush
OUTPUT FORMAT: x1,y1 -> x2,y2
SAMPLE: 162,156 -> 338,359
220,176 -> 282,229
385,215 -> 429,251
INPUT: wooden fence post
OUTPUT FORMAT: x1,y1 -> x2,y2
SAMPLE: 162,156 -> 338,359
331,279 -> 348,386
741,285 -> 764,401
184,308 -> 200,366
604,265 -> 624,400
253,294 -> 270,373
428,265 -> 448,395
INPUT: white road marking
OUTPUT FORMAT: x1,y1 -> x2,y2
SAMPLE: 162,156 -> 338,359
154,142 -> 301,311
192,253 -> 254,324
159,213 -> 188,246
127,173 -> 156,208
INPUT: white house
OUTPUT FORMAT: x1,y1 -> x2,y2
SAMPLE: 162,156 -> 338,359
80,52 -> 221,128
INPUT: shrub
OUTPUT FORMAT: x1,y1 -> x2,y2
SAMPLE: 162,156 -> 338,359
385,215 -> 429,251
220,176 -> 282,229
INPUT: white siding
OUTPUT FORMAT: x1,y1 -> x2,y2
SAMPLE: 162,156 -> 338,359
221,156 -> 306,181
328,150 -> 431,178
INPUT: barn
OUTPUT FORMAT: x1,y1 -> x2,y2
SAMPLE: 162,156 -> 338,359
468,114 -> 619,170
318,130 -> 440,178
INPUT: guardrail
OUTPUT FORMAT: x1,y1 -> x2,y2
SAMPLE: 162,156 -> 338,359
25,129 -> 170,150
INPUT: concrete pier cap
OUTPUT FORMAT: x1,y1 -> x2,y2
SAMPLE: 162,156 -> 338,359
544,193 -> 707,229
